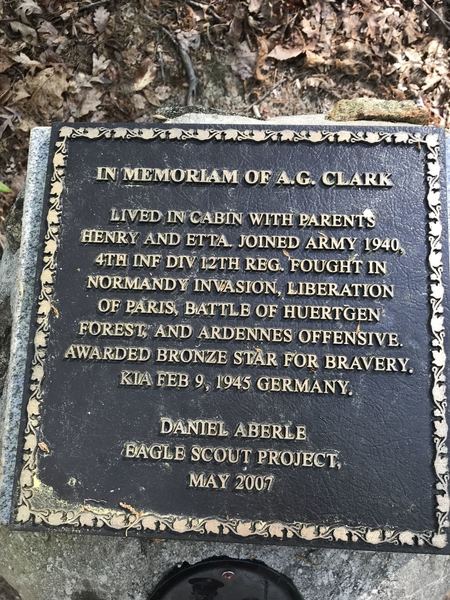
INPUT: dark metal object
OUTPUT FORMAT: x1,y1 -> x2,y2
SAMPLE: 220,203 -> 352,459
148,558 -> 304,600
11,123 -> 450,554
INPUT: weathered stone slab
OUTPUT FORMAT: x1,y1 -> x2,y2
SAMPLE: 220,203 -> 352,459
1,115 -> 450,599
0,126 -> 50,525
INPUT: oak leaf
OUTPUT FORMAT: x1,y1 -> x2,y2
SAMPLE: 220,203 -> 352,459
92,53 -> 110,76
78,88 -> 102,117
93,6 -> 110,33
13,52 -> 41,69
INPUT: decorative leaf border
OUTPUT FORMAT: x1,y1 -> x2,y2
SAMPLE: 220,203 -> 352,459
15,125 -> 448,549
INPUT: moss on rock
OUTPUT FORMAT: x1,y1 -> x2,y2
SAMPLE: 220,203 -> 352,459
327,98 -> 430,125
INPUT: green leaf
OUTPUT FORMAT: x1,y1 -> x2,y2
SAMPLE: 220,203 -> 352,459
0,182 -> 11,193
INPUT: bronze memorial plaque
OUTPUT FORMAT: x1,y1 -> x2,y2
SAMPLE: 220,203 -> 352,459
10,123 -> 450,553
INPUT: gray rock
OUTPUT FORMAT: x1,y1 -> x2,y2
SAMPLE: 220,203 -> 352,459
169,111 -> 427,126
5,192 -> 25,255
0,117 -> 449,600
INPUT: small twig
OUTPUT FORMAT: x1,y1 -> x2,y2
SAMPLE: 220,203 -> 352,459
46,0 -> 110,23
79,0 -> 111,13
186,0 -> 226,22
247,77 -> 288,113
156,33 -> 166,83
419,0 -> 450,31
161,26 -> 198,106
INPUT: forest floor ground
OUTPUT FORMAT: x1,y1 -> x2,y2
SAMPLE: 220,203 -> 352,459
0,0 -> 449,234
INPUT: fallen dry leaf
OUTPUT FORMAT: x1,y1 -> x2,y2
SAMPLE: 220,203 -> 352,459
13,84 -> 31,103
232,41 -> 257,80
92,53 -> 110,76
176,30 -> 201,53
17,0 -> 42,23
93,6 -> 110,33
9,21 -> 37,44
0,75 -> 12,103
78,88 -> 102,116
26,67 -> 68,115
13,52 -> 41,70
0,53 -> 13,73
268,44 -> 304,61
248,0 -> 263,13
132,57 -> 156,92
38,20 -> 61,44
131,93 -> 146,111
255,36 -> 269,81
304,50 -> 327,68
